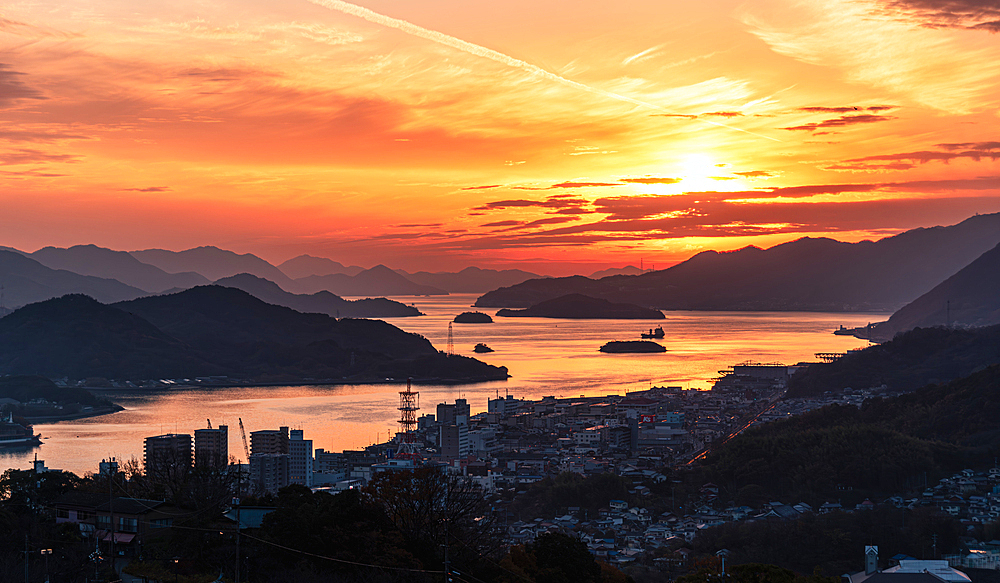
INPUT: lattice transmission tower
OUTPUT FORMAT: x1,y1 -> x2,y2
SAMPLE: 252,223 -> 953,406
396,378 -> 420,460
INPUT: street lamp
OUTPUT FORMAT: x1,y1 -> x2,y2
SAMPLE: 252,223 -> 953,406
172,556 -> 180,583
40,549 -> 52,583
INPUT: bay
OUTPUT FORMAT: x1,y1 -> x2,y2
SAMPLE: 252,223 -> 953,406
1,294 -> 884,476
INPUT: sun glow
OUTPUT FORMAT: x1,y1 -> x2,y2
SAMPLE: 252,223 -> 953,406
681,154 -> 722,191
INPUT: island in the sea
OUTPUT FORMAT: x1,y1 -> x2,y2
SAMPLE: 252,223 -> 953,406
496,294 -> 664,320
473,343 -> 494,353
454,311 -> 494,323
599,340 -> 666,353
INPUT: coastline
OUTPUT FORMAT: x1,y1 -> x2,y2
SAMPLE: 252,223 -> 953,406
23,404 -> 124,423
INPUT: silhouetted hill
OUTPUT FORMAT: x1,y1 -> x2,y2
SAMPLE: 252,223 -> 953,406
0,288 -> 506,382
130,246 -> 295,288
278,255 -> 364,279
866,242 -> 1000,341
496,294 -> 665,319
699,365 -> 1000,504
0,250 -> 148,309
115,286 -> 505,381
786,325 -> 1000,397
214,274 -> 421,318
0,294 -> 216,379
292,265 -> 448,296
476,213 -> 1000,311
398,266 -> 543,293
30,244 -> 209,293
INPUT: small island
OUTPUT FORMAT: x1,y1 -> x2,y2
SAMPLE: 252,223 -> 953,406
496,294 -> 665,320
473,343 -> 494,353
454,311 -> 494,324
599,340 -> 666,353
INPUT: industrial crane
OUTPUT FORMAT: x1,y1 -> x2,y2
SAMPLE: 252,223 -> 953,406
238,417 -> 250,460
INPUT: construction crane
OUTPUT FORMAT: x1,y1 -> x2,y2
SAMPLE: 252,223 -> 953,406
238,418 -> 250,460
207,419 -> 212,429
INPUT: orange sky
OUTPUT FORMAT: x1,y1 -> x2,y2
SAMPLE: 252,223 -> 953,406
1,0 -> 998,275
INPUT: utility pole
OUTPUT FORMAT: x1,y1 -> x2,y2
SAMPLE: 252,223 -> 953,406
109,465 -> 116,576
234,497 -> 241,583
443,479 -> 450,583
23,535 -> 29,583
40,549 -> 52,583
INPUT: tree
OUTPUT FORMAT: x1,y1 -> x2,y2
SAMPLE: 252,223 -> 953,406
499,533 -> 603,583
364,468 -> 504,574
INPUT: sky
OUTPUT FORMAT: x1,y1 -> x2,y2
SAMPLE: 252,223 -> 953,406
1,0 -> 998,275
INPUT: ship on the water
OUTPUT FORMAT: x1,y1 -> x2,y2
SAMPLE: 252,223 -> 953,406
0,412 -> 41,448
641,326 -> 665,339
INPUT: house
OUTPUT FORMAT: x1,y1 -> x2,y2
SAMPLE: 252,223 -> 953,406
53,493 -> 182,552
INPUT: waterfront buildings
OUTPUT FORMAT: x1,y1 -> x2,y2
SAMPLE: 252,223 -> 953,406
194,424 -> 228,469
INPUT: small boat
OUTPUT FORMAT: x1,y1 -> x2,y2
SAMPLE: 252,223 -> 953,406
641,326 -> 665,339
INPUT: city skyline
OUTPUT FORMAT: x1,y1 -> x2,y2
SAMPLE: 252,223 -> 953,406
2,0 -> 999,275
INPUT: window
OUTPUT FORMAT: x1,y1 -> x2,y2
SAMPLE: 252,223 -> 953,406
118,517 -> 137,533
150,518 -> 173,528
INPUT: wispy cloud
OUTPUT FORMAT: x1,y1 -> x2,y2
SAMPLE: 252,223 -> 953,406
826,141 -> 1000,170
781,113 -> 896,131
309,0 -> 781,141
874,0 -> 1000,32
0,65 -> 46,105
622,44 -> 665,66
0,148 -> 81,165
122,186 -> 171,192
740,0 -> 1000,113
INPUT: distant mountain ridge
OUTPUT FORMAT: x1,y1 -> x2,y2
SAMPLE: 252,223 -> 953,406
279,256 -> 542,293
131,246 -> 296,288
476,213 -> 1000,311
214,274 -> 422,318
292,265 -> 448,296
397,266 -> 543,293
279,255 -> 365,279
0,250 -> 148,309
30,244 -> 209,292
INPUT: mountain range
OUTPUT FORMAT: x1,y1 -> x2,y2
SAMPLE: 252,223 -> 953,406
5,212 -> 1000,314
131,246 -> 297,288
475,213 -> 1000,311
0,250 -> 148,308
278,254 -> 366,279
213,273 -> 422,318
394,266 -> 543,294
29,244 -> 210,292
0,286 -> 507,382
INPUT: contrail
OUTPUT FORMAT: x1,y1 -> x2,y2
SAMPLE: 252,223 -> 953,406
309,0 -> 781,142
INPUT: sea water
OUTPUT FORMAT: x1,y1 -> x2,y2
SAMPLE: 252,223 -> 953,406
1,294 -> 885,475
